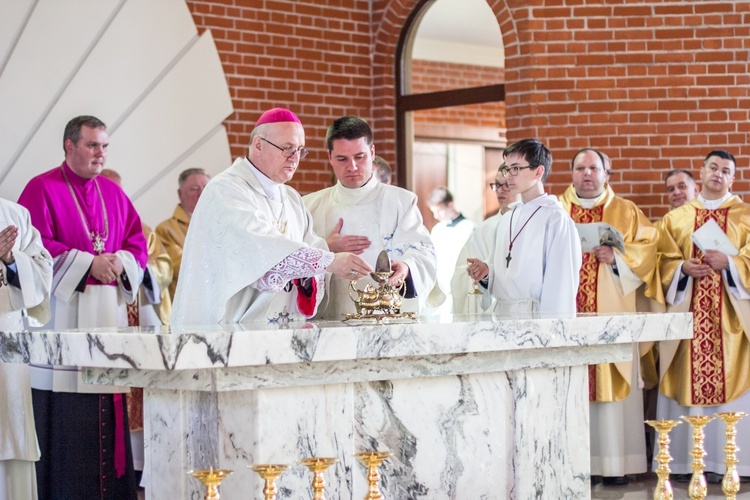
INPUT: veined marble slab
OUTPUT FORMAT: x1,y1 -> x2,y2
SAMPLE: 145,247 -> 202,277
0,313 -> 693,499
1,312 -> 691,373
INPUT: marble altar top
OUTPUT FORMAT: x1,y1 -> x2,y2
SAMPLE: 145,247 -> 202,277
1,313 -> 691,372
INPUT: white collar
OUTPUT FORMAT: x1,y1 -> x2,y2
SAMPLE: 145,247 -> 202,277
332,174 -> 379,203
246,158 -> 283,200
698,192 -> 732,210
576,190 -> 606,209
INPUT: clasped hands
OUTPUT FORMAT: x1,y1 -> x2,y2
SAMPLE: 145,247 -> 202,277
683,250 -> 730,278
91,253 -> 124,284
0,225 -> 18,264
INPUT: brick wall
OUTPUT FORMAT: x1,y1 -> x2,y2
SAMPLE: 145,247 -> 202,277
412,60 -> 505,129
187,0 -> 750,219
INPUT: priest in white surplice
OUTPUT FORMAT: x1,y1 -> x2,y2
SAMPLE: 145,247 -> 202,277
0,199 -> 53,500
303,116 -> 436,320
465,139 -> 581,317
171,109 -> 371,326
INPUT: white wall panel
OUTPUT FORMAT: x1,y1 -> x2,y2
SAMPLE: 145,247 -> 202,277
0,0 -> 35,72
106,31 -> 233,198
0,0 -> 121,180
130,125 -> 231,228
1,0 -> 199,200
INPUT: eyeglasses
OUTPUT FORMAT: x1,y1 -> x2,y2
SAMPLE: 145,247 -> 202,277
499,165 -> 536,177
261,137 -> 309,159
489,182 -> 510,192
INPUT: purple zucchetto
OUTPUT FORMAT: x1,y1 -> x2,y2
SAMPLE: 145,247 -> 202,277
254,108 -> 302,127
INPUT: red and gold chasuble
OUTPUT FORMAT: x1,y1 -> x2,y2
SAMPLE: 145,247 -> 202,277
658,196 -> 750,407
687,208 -> 728,405
569,204 -> 627,401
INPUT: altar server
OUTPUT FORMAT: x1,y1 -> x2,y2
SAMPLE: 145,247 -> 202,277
559,148 -> 662,484
0,199 -> 52,500
303,116 -> 436,320
18,115 -> 147,499
657,150 -> 750,478
171,108 -> 370,325
466,138 -> 581,317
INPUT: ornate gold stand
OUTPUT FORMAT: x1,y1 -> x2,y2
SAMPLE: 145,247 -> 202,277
681,415 -> 714,500
355,451 -> 391,500
187,466 -> 233,500
467,281 -> 483,315
646,419 -> 681,500
249,464 -> 290,500
300,457 -> 337,500
715,412 -> 747,500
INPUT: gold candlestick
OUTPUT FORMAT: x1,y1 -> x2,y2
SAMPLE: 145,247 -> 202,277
300,457 -> 337,500
249,464 -> 289,500
187,466 -> 233,500
646,419 -> 681,500
682,415 -> 714,500
715,411 -> 747,500
355,451 -> 391,500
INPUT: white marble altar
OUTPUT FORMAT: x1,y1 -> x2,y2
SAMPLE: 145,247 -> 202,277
0,312 -> 691,499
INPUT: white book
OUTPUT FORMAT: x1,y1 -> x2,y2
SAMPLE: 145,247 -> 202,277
575,222 -> 626,254
691,218 -> 738,256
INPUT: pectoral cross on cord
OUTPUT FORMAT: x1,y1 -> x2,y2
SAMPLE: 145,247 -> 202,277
506,206 -> 543,268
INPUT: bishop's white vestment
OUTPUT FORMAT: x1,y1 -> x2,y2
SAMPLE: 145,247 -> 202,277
171,157 -> 332,326
303,177 -> 436,320
0,199 -> 53,500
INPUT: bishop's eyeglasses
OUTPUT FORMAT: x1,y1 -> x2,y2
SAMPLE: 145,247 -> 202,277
261,137 -> 309,159
488,182 -> 511,192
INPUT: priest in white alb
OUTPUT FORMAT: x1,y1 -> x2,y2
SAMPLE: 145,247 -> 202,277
0,198 -> 53,500
171,108 -> 371,326
302,116 -> 436,320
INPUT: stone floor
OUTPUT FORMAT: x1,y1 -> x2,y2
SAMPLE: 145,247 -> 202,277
591,473 -> 750,499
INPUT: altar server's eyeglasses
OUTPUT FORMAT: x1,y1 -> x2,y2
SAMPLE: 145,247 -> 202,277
489,182 -> 511,192
261,137 -> 309,159
499,165 -> 535,177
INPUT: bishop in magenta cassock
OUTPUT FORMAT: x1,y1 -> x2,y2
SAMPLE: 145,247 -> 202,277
17,115 -> 147,500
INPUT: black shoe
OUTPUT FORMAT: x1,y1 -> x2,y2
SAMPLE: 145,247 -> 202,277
603,476 -> 629,485
590,475 -> 603,485
741,476 -> 750,484
705,472 -> 723,484
670,473 -> 691,483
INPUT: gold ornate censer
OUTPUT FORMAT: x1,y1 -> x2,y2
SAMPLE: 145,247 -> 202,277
715,411 -> 747,500
300,457 -> 337,500
681,415 -> 714,500
344,251 -> 415,323
187,466 -> 233,500
354,451 -> 391,500
646,419 -> 681,500
249,464 -> 289,500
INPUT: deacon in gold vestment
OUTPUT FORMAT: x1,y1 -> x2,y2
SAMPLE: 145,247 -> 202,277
656,150 -> 750,476
559,148 -> 662,481
155,168 -> 210,300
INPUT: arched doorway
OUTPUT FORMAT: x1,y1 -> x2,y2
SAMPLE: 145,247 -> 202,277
395,0 -> 506,229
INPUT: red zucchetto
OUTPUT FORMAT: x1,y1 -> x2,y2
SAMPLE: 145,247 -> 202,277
254,107 -> 302,127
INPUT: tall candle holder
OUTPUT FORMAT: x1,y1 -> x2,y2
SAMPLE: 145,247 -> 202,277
187,466 -> 233,500
715,411 -> 747,500
249,464 -> 290,500
300,457 -> 337,500
355,451 -> 391,500
681,415 -> 714,500
646,419 -> 681,500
